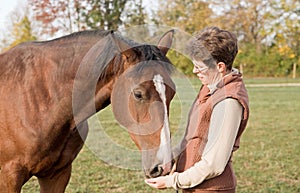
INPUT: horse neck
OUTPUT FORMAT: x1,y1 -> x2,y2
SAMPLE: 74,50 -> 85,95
66,38 -> 125,122
49,40 -> 97,79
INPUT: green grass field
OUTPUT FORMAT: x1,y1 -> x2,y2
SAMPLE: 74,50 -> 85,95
22,78 -> 300,193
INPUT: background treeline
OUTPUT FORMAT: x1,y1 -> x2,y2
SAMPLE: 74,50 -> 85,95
0,0 -> 299,77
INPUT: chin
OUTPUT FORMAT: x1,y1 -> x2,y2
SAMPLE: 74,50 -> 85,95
200,80 -> 208,85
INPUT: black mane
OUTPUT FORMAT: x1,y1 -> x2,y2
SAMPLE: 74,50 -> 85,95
47,30 -> 114,42
70,30 -> 174,81
113,31 -> 174,75
1,29 -> 174,84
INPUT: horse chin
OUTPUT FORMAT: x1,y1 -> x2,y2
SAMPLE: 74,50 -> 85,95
159,161 -> 173,177
163,161 -> 173,175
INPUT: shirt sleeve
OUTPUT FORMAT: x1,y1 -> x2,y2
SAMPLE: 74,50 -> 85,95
165,98 -> 243,190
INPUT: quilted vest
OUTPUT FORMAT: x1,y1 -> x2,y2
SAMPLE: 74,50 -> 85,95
177,73 -> 249,192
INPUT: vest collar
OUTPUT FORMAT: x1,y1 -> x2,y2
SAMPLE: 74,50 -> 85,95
199,68 -> 242,103
208,68 -> 240,94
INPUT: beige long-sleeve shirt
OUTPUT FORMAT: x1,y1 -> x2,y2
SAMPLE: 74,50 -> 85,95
165,98 -> 243,190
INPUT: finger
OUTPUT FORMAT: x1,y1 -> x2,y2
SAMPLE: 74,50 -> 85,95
145,180 -> 159,188
145,179 -> 157,184
170,163 -> 177,174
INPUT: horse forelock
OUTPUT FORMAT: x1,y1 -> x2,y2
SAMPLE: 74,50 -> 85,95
126,45 -> 174,78
91,33 -> 174,83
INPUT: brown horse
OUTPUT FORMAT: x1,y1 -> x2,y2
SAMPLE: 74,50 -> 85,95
0,29 -> 176,193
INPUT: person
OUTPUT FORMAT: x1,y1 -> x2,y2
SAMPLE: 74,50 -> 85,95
145,26 -> 249,193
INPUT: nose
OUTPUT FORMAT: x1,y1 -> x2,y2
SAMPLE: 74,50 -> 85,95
149,165 -> 163,178
146,160 -> 173,178
193,66 -> 198,74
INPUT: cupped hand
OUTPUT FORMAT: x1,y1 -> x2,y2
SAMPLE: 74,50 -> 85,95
144,176 -> 168,189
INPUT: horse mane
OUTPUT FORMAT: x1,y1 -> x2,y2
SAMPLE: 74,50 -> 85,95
70,30 -> 174,82
0,30 -> 174,84
45,30 -> 114,43
113,32 -> 174,77
41,30 -> 123,83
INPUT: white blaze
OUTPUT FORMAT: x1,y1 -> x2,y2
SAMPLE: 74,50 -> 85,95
153,74 -> 172,164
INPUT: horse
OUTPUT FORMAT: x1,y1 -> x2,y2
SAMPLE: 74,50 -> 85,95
0,29 -> 176,193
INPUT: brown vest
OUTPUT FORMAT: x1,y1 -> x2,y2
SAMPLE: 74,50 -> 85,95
177,73 -> 249,192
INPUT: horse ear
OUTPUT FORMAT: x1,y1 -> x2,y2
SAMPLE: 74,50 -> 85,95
111,31 -> 136,58
157,29 -> 175,56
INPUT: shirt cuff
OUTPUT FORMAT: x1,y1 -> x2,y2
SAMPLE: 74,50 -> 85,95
164,172 -> 180,190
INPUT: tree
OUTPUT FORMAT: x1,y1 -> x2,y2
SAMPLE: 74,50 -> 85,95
29,0 -> 137,38
82,0 -> 130,30
0,8 -> 37,52
8,15 -> 37,49
155,0 -> 212,34
124,0 -> 147,27
210,0 -> 272,54
208,0 -> 300,77
154,0 -> 213,75
268,0 -> 300,74
119,0 -> 152,44
29,0 -> 85,38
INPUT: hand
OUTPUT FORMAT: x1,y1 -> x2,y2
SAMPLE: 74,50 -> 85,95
144,176 -> 169,189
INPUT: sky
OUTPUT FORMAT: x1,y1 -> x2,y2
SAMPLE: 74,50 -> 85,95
0,0 -> 26,31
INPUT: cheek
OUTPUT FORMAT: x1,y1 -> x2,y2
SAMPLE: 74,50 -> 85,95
129,128 -> 162,150
196,74 -> 209,84
195,73 -> 205,79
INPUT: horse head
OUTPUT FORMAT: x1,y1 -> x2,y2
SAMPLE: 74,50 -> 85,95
111,30 -> 176,178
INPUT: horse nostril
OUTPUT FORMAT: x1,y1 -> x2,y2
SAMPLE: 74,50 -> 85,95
150,165 -> 163,178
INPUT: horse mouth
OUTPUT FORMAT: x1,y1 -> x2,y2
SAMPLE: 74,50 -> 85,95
145,162 -> 172,178
148,165 -> 163,178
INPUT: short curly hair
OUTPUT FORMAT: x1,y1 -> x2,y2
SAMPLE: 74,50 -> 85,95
186,26 -> 238,70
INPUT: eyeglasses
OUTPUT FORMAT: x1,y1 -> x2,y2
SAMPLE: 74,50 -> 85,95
193,65 -> 208,73
192,60 -> 208,73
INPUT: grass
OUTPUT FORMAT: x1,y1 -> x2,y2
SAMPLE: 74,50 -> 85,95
21,77 -> 300,192
244,77 -> 300,84
234,85 -> 300,193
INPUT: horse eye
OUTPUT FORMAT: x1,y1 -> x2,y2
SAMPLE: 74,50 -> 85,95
133,90 -> 143,100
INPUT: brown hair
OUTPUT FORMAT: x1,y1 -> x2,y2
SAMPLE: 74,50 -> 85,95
186,26 -> 238,70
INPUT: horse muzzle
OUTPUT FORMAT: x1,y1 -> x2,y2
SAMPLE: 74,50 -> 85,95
144,160 -> 173,178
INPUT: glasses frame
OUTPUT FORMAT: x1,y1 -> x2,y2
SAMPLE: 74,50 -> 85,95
192,60 -> 209,73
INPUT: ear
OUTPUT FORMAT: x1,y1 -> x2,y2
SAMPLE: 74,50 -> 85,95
111,31 -> 136,58
217,62 -> 226,73
157,29 -> 175,56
